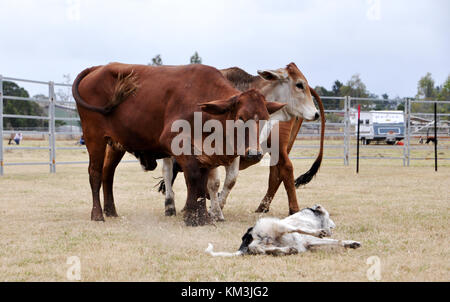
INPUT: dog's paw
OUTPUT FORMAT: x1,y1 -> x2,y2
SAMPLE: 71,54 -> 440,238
345,241 -> 361,249
316,229 -> 329,238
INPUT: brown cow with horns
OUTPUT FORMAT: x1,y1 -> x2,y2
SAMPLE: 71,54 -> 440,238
72,62 -> 286,226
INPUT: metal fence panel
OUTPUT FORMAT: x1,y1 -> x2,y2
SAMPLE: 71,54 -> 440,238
1,74 -> 449,176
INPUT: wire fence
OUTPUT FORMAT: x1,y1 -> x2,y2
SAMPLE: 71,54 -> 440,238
1,75 -> 449,175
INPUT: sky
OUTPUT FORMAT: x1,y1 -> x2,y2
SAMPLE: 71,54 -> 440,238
0,0 -> 449,99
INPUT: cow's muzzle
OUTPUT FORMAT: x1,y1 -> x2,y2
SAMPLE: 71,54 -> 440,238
242,149 -> 263,162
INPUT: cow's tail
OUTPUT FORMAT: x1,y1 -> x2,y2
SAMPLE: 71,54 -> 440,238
157,159 -> 183,195
72,67 -> 139,115
294,87 -> 325,188
205,243 -> 243,257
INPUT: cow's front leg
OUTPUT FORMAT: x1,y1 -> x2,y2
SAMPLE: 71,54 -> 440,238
218,157 -> 240,210
162,157 -> 176,216
181,159 -> 212,226
256,164 -> 281,213
207,168 -> 224,221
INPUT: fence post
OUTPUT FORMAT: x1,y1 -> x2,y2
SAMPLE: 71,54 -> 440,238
407,98 -> 411,167
343,96 -> 350,166
0,75 -> 4,176
48,81 -> 56,173
403,98 -> 407,167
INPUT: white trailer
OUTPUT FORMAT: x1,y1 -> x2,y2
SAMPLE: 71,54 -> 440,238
350,110 -> 405,144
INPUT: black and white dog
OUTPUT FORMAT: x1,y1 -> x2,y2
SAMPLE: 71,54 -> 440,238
205,205 -> 361,256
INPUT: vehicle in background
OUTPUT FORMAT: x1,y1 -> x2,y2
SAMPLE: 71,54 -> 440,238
350,110 -> 405,145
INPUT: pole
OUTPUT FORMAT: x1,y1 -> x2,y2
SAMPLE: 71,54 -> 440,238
356,104 -> 360,173
407,98 -> 411,166
49,82 -> 56,173
434,102 -> 438,172
402,98 -> 407,166
344,96 -> 350,166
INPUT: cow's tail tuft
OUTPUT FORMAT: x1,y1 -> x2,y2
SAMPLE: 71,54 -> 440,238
155,178 -> 166,194
294,157 -> 322,187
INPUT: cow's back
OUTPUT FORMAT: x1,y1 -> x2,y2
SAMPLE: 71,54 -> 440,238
76,63 -> 237,154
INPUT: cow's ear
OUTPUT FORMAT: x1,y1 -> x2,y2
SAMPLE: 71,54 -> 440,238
265,101 -> 285,114
199,97 -> 236,115
257,70 -> 282,81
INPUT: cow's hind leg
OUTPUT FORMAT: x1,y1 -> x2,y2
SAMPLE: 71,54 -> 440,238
162,157 -> 176,216
88,142 -> 107,221
102,144 -> 125,217
279,156 -> 299,215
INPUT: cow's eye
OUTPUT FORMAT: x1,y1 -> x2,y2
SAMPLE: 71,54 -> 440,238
296,83 -> 304,90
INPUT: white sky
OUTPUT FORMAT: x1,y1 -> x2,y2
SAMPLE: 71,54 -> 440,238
0,0 -> 449,98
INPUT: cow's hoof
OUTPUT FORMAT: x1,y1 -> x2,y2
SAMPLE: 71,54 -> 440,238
255,205 -> 269,213
289,208 -> 299,215
184,209 -> 212,226
104,208 -> 118,217
209,211 -> 225,222
91,212 -> 105,222
165,207 -> 176,216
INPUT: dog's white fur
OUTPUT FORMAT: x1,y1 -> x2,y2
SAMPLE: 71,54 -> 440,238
205,204 -> 361,256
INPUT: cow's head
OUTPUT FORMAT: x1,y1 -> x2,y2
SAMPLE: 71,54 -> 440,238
200,89 -> 285,162
257,62 -> 319,121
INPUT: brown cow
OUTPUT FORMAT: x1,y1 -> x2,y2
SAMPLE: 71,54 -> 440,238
72,63 -> 285,226
157,64 -> 324,219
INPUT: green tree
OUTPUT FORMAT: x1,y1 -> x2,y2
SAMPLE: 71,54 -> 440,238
332,80 -> 343,96
190,51 -> 202,64
149,54 -> 163,66
382,93 -> 389,100
2,81 -> 47,129
340,74 -> 369,98
437,75 -> 450,101
416,72 -> 437,100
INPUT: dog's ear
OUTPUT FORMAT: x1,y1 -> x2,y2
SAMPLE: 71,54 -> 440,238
241,227 -> 254,241
312,204 -> 325,214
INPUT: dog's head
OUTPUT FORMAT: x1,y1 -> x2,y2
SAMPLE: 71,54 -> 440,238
307,204 -> 336,234
238,227 -> 254,254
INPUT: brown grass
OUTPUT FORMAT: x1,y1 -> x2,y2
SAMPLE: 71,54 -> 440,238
0,139 -> 449,281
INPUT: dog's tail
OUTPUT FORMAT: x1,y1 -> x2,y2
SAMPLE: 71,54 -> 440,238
205,243 -> 243,257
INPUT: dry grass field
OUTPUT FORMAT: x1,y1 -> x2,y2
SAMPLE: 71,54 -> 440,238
0,139 -> 449,281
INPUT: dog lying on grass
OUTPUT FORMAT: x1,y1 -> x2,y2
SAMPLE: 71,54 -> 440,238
205,204 -> 361,256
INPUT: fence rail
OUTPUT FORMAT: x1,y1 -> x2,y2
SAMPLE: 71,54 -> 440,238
1,75 -> 449,175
